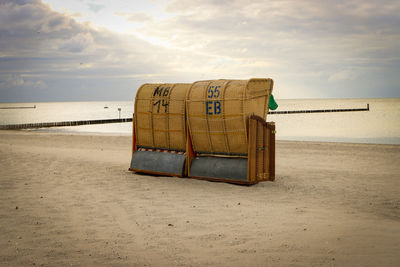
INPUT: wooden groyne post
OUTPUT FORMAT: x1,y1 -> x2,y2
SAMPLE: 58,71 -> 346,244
0,118 -> 133,130
268,104 -> 369,115
0,105 -> 36,110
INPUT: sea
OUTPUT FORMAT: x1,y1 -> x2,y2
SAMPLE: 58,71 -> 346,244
0,98 -> 399,144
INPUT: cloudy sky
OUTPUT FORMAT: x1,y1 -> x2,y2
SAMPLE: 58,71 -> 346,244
0,0 -> 399,102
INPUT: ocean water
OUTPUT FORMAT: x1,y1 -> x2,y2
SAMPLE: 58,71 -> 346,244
0,98 -> 399,144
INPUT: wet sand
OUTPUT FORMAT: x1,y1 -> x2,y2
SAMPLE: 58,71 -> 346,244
0,130 -> 399,266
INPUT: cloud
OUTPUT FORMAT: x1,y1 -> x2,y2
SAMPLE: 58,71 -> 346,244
0,74 -> 47,89
328,69 -> 356,82
0,0 -> 399,102
87,3 -> 104,13
137,0 -> 400,98
60,32 -> 94,52
0,0 -> 82,56
115,12 -> 153,23
0,0 -> 182,102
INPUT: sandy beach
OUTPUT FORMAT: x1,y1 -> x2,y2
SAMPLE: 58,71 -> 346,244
0,130 -> 399,266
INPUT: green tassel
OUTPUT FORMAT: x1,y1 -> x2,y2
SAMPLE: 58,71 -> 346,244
268,94 -> 278,110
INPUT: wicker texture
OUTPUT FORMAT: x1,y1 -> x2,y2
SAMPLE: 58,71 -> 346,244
135,83 -> 190,150
186,78 -> 273,155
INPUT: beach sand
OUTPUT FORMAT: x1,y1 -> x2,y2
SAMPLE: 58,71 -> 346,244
0,130 -> 399,266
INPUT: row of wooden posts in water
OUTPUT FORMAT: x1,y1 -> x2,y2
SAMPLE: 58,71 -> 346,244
0,118 -> 132,130
0,105 -> 369,130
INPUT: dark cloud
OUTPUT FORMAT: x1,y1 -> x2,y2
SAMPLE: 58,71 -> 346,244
0,0 -> 192,102
0,74 -> 47,89
138,0 -> 400,98
0,0 -> 399,102
59,32 -> 94,52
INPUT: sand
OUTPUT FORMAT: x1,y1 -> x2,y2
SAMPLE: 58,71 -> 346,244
0,130 -> 399,266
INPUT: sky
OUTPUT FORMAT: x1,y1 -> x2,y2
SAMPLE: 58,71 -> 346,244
0,0 -> 399,102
